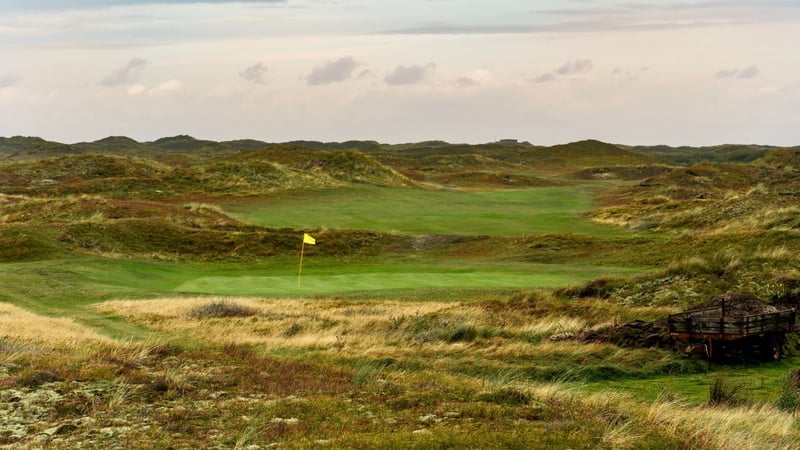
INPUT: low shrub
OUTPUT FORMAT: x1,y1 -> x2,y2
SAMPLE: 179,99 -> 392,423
555,277 -> 622,299
15,369 -> 62,387
281,322 -> 303,337
776,369 -> 800,411
708,375 -> 744,406
188,300 -> 257,319
475,387 -> 531,406
392,313 -> 483,343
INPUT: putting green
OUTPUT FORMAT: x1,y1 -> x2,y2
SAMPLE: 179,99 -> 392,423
175,265 -> 637,297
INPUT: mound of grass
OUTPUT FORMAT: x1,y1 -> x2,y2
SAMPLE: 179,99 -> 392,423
591,163 -> 800,233
222,146 -> 415,187
58,216 -> 413,261
554,276 -> 625,299
0,154 -> 162,184
148,135 -> 234,154
434,171 -> 557,188
0,225 -> 64,261
525,139 -> 663,168
566,165 -> 673,181
633,143 -> 775,165
188,300 -> 257,319
760,147 -> 800,169
475,387 -> 531,406
59,219 -> 293,259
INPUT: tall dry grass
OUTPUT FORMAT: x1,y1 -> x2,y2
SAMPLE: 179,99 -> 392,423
96,297 -> 467,352
93,296 -> 684,389
644,398 -> 799,449
0,302 -> 112,347
95,297 -> 653,360
523,381 -> 800,450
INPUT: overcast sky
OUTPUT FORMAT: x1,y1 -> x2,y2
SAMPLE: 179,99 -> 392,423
1,0 -> 799,145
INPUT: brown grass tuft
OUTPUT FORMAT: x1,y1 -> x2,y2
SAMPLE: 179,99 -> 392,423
188,300 -> 258,319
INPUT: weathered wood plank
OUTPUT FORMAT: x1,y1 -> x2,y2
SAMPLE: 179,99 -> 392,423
668,308 -> 796,339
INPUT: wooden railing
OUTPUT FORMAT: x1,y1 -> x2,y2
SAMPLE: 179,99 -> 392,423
668,307 -> 796,341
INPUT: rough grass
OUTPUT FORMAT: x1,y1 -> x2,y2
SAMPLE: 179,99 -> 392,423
94,296 -> 699,386
590,163 -> 800,234
8,287 -> 796,448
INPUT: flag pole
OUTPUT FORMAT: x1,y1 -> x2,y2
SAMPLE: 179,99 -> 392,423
297,240 -> 305,287
297,233 -> 316,287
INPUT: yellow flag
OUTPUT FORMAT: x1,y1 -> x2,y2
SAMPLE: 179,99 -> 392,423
303,233 -> 316,245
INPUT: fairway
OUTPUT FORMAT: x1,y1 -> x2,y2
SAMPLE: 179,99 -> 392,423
225,185 -> 628,237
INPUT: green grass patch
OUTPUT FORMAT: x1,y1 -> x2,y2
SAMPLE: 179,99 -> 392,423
583,356 -> 800,404
174,262 -> 640,297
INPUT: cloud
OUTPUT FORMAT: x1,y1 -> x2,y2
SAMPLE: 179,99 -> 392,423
612,66 -> 648,78
150,79 -> 183,93
306,57 -> 359,86
535,59 -> 593,83
124,80 -> 183,95
384,63 -> 436,85
383,0 -> 787,37
534,73 -> 557,83
127,84 -> 147,95
0,0 -> 286,12
101,57 -> 147,87
716,65 -> 759,79
0,74 -> 21,89
555,59 -> 593,75
381,19 -> 733,36
455,77 -> 476,87
239,63 -> 267,84
357,69 -> 375,79
539,1 -> 800,16
738,65 -> 760,78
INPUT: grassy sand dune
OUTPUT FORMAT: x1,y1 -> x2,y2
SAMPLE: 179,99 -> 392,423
3,138 -> 800,448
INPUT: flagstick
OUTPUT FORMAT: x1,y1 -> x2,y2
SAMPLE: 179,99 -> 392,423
297,241 -> 305,287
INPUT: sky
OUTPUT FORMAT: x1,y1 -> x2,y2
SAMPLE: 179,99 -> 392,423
1,0 -> 799,146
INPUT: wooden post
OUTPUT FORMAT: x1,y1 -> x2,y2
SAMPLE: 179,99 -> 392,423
706,339 -> 714,361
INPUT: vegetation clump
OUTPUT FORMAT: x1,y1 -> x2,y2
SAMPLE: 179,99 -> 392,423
770,274 -> 800,308
475,387 -> 531,406
388,313 -> 484,343
187,300 -> 257,319
777,369 -> 800,411
708,375 -> 745,406
581,320 -> 682,351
